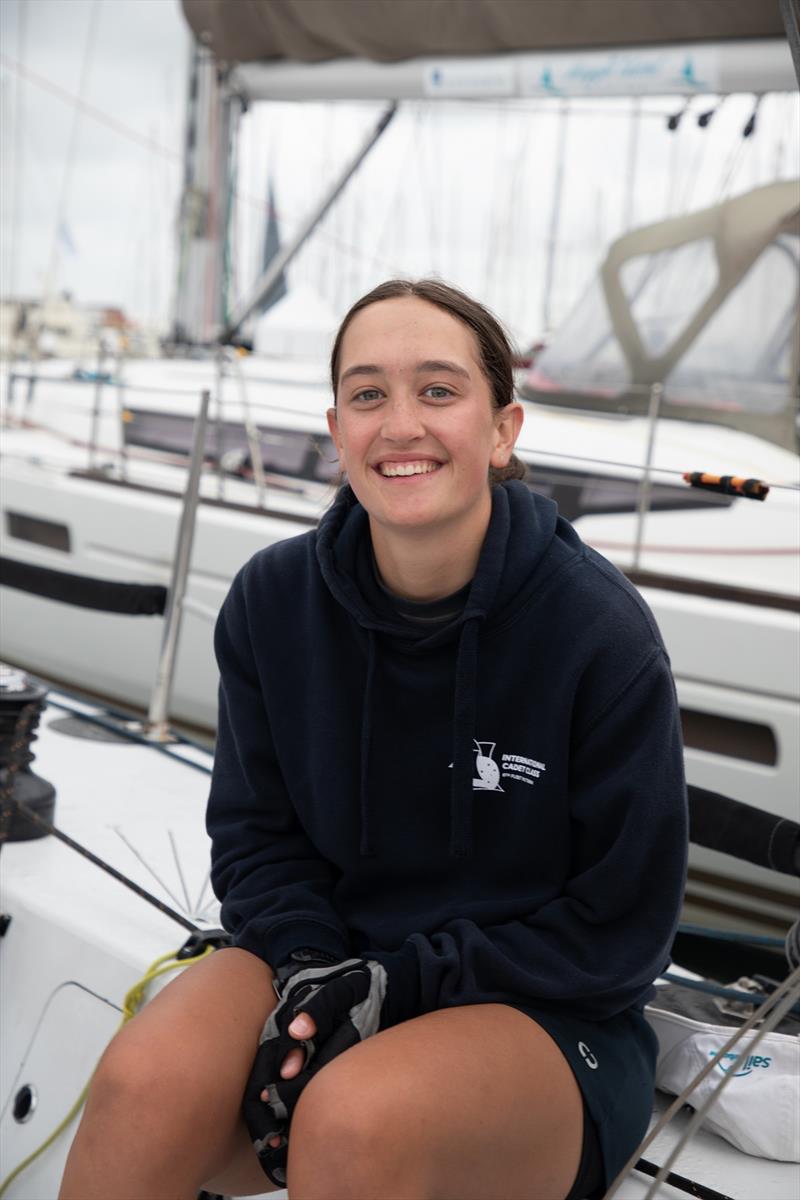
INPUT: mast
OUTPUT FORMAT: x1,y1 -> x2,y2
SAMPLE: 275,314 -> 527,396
170,40 -> 241,346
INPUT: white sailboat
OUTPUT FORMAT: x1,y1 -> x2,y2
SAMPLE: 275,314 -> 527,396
1,1 -> 799,1196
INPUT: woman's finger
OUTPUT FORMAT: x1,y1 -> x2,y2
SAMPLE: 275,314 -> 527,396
288,1012 -> 316,1039
279,1045 -> 307,1079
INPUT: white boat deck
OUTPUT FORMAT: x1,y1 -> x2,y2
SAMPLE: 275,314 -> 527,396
1,688 -> 798,1198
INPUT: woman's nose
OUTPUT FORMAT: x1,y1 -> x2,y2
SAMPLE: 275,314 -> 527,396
381,396 -> 424,441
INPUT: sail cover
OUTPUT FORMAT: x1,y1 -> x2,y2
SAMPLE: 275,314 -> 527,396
180,0 -> 784,66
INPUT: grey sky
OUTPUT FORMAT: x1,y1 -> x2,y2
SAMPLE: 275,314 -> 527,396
2,0 -> 798,344
1,0 -> 187,323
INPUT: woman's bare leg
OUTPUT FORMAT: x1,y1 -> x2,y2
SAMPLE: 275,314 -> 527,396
59,947 -> 279,1200
287,1003 -> 584,1200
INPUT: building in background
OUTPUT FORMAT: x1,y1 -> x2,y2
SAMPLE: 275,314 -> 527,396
0,293 -> 162,361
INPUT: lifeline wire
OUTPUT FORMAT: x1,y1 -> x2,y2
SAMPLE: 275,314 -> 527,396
45,697 -> 213,776
603,960 -> 800,1200
5,401 -> 800,495
660,971 -> 800,1017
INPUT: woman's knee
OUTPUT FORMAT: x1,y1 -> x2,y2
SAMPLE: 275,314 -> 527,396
93,947 -> 274,1099
288,1054 -> 418,1195
86,1019 -> 192,1132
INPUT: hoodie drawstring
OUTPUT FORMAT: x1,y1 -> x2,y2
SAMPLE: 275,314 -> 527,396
449,617 -> 481,859
357,619 -> 481,860
359,630 -> 377,857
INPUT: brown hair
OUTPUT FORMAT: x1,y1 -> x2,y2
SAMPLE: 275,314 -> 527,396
330,279 -> 527,484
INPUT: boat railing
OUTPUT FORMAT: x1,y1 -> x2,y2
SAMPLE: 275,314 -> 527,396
3,356 -> 797,580
3,349 -> 331,512
0,382 -> 213,739
145,389 -> 210,740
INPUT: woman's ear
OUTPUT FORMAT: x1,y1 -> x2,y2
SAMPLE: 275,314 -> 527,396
327,407 -> 343,462
490,402 -> 524,468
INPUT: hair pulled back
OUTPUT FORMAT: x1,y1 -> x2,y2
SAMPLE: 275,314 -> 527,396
330,279 -> 527,484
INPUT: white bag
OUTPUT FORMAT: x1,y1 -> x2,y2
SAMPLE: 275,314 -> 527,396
646,999 -> 800,1162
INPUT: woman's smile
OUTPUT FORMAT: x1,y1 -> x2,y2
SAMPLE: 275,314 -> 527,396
375,459 -> 443,478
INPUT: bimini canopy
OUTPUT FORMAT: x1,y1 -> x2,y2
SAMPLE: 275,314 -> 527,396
519,180 -> 800,452
180,0 -> 794,99
181,0 -> 783,64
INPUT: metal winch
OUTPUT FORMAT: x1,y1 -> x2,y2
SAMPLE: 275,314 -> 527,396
0,664 -> 55,842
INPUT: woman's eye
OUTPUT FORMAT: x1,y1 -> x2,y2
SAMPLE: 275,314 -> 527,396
424,386 -> 453,400
352,388 -> 382,404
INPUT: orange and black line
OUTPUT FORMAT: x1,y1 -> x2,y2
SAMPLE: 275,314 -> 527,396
682,473 -> 770,501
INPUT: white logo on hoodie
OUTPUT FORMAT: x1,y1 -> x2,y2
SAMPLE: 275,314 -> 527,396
449,741 -> 547,791
473,740 -> 504,791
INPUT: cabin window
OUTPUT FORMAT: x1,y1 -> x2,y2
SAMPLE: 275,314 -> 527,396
5,511 -> 71,552
680,708 -> 777,766
258,428 -> 309,474
525,467 -> 731,523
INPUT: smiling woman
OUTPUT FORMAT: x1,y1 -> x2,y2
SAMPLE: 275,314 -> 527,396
326,279 -> 526,598
59,279 -> 688,1200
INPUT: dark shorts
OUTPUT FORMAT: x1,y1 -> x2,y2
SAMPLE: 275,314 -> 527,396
507,1003 -> 658,1199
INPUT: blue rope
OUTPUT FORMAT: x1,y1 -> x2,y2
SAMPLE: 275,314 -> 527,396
677,922 -> 785,948
662,972 -> 800,1018
46,698 -> 213,776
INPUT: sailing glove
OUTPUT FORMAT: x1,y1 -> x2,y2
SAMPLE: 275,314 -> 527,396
242,955 -> 388,1186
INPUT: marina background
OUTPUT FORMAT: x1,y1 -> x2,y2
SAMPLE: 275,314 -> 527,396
2,0 -> 799,350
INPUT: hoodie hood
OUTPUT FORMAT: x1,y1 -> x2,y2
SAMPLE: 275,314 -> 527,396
316,481 -> 560,858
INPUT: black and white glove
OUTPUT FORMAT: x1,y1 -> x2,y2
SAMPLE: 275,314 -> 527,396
242,956 -> 387,1186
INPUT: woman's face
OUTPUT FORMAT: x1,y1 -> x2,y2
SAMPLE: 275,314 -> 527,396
327,297 -> 522,542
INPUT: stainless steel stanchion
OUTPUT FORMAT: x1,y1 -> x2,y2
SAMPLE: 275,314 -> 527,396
143,389 -> 210,742
633,382 -> 662,571
88,343 -> 106,471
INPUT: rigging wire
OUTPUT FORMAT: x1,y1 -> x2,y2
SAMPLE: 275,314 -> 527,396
6,4 -> 27,308
0,53 -> 182,162
5,49 -> 797,300
41,0 -> 102,303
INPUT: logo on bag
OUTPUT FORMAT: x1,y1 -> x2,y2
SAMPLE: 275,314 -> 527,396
710,1051 -> 772,1077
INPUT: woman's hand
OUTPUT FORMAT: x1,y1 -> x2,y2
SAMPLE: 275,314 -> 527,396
263,1010 -> 317,1147
244,958 -> 387,1179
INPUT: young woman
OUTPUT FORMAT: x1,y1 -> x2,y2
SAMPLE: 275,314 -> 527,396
60,279 -> 687,1200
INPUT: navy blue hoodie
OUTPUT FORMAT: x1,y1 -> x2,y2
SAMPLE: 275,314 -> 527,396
207,481 -> 688,1028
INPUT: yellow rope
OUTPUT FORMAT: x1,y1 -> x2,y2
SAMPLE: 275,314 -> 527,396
0,945 -> 214,1198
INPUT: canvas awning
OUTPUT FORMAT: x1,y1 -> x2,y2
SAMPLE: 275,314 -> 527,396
181,1 -> 784,65
180,1 -> 795,99
519,180 -> 800,452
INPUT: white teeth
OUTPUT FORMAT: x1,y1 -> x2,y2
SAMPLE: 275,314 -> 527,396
378,461 -> 440,477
